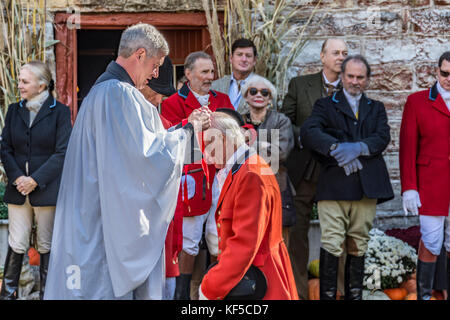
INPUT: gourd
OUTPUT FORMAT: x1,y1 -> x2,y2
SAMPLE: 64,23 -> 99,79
28,248 -> 40,266
383,288 -> 408,300
308,259 -> 320,278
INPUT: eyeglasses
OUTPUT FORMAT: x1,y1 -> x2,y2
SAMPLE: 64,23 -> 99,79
440,69 -> 450,78
248,87 -> 271,97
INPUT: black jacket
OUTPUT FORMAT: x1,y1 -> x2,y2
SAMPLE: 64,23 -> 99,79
0,94 -> 72,206
300,90 -> 394,204
281,72 -> 325,187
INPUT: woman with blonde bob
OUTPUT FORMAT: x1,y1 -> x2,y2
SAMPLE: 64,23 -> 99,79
0,61 -> 72,300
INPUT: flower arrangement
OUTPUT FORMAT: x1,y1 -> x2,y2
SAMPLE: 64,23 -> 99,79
363,228 -> 417,290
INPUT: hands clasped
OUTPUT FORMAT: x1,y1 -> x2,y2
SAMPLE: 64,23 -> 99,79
14,176 -> 37,196
188,106 -> 212,132
330,142 -> 363,176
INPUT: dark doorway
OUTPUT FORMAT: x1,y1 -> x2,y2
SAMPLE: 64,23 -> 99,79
76,27 -> 207,110
77,29 -> 122,110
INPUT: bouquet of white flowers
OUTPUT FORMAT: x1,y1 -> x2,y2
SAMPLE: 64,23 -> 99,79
363,228 -> 417,290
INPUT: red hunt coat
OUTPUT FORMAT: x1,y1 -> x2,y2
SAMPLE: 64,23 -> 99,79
399,82 -> 450,216
161,83 -> 234,217
200,152 -> 298,300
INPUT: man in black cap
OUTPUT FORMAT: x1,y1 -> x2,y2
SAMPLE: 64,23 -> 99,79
141,56 -> 177,115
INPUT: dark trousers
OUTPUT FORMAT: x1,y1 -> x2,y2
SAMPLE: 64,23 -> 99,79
288,175 -> 316,300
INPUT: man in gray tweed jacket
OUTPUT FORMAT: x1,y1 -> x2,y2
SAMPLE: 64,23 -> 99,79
211,38 -> 257,115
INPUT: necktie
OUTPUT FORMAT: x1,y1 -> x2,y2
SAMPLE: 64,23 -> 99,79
236,80 -> 242,92
324,83 -> 336,96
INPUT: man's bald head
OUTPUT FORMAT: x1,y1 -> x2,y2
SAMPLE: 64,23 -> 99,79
320,38 -> 348,78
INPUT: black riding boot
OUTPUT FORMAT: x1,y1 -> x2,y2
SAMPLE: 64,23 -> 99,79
39,252 -> 51,300
344,254 -> 365,300
416,259 -> 436,300
174,273 -> 192,300
0,246 -> 24,300
319,248 -> 339,300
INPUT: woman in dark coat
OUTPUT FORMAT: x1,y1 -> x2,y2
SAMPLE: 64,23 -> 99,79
241,74 -> 295,243
0,60 -> 72,300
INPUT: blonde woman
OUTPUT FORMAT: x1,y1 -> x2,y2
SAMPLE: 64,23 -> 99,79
0,61 -> 72,300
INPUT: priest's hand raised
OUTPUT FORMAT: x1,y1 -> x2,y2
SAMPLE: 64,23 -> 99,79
188,108 -> 211,132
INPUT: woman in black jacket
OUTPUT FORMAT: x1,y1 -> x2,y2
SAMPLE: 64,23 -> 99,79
0,60 -> 72,300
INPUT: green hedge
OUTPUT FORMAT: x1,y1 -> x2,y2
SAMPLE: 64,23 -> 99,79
0,182 -> 8,220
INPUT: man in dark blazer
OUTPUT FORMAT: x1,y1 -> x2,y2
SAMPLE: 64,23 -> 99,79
280,38 -> 348,299
300,55 -> 394,300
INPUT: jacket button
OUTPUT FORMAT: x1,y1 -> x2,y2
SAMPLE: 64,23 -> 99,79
217,223 -> 220,228
354,121 -> 357,125
217,210 -> 221,216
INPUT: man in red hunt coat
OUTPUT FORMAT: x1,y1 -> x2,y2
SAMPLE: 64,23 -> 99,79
400,51 -> 450,300
161,51 -> 234,299
199,112 -> 298,300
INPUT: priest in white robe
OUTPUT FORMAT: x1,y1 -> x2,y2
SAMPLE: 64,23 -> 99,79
44,23 -> 205,299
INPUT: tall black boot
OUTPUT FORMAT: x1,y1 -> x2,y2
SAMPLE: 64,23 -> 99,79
344,254 -> 365,300
416,259 -> 436,300
0,246 -> 24,300
174,273 -> 192,300
39,252 -> 50,300
319,247 -> 339,300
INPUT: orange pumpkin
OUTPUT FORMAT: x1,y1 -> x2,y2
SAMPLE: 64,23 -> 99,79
400,279 -> 417,294
28,248 -> 40,266
307,279 -> 342,300
405,293 -> 417,300
383,288 -> 408,300
405,292 -> 439,300
432,290 -> 445,300
308,279 -> 320,300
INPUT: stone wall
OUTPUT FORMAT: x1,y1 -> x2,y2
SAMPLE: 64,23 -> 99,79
42,0 -> 449,229
286,0 -> 449,228
47,0 -> 206,12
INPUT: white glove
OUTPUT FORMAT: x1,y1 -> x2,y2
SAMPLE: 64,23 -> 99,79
198,284 -> 209,300
402,190 -> 422,216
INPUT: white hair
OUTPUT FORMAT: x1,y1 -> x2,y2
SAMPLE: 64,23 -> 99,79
118,23 -> 169,58
21,60 -> 54,94
241,74 -> 277,99
210,112 -> 245,147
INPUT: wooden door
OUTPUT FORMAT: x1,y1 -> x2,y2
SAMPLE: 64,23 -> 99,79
54,12 -> 216,121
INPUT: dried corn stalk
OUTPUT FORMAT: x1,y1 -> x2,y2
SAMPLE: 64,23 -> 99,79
0,0 -> 52,182
203,0 -> 324,106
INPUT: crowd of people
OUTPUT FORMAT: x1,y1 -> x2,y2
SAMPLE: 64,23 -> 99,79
0,22 -> 449,301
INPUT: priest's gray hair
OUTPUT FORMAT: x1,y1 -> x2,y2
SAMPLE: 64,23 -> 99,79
210,112 -> 246,147
241,74 -> 277,99
118,23 -> 169,58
